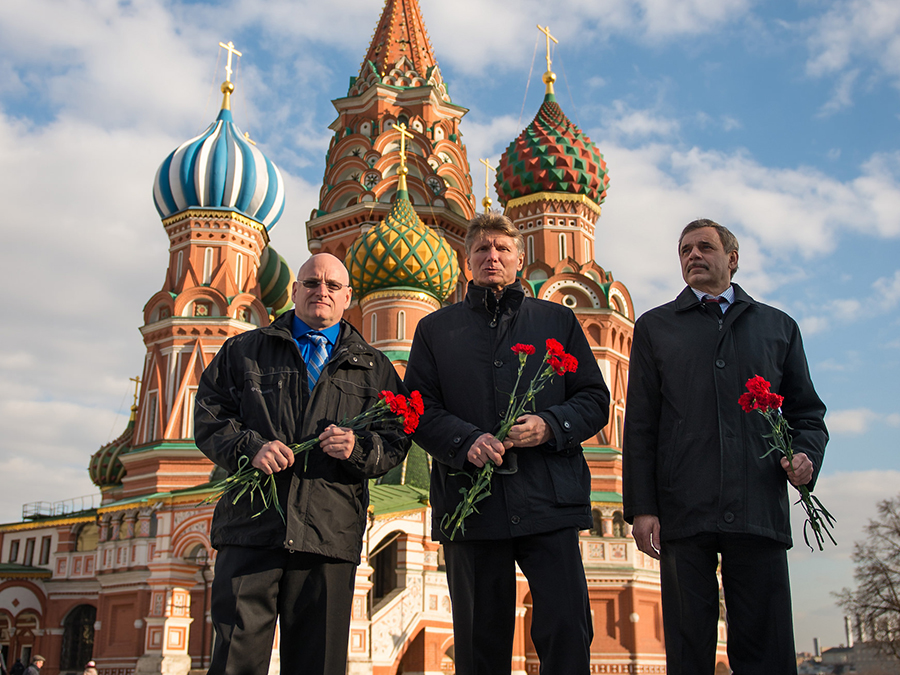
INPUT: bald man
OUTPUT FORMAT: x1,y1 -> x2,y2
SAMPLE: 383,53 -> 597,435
195,254 -> 410,675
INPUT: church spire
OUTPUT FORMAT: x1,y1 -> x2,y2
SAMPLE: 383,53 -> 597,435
362,0 -> 438,79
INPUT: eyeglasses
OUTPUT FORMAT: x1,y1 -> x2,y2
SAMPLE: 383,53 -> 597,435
299,278 -> 350,293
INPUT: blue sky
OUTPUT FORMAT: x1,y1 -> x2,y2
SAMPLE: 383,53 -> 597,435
1,0 -> 899,653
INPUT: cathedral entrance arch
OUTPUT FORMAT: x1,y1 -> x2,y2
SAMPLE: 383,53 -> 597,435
59,604 -> 96,672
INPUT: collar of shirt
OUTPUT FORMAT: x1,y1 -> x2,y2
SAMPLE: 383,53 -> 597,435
691,284 -> 735,310
291,315 -> 341,362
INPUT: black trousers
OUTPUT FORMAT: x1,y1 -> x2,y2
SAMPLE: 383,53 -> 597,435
660,533 -> 797,675
208,546 -> 356,675
444,527 -> 592,675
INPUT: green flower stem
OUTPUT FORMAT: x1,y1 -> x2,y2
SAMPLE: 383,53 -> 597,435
202,400 -> 406,523
759,409 -> 836,551
441,356 -> 564,540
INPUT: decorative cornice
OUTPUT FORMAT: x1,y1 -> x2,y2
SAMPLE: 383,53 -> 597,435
506,191 -> 602,217
0,514 -> 96,533
162,209 -> 270,246
359,288 -> 441,307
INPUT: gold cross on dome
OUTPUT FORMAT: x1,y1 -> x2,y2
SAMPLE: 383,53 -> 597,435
537,24 -> 558,73
392,122 -> 415,170
479,158 -> 495,213
219,41 -> 243,83
129,376 -> 141,407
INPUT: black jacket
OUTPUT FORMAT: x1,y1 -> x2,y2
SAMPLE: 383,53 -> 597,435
623,284 -> 828,546
194,311 -> 410,563
405,281 -> 610,542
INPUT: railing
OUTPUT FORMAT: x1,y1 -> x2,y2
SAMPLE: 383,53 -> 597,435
22,494 -> 101,520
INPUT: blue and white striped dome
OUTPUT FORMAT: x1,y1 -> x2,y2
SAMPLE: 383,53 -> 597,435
153,108 -> 285,231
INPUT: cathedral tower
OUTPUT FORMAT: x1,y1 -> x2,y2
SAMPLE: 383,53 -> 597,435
306,0 -> 476,328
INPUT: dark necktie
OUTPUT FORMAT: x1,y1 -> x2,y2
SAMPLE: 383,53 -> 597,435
306,333 -> 329,392
703,296 -> 724,316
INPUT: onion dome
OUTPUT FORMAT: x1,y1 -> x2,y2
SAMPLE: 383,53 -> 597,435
495,92 -> 609,207
89,411 -> 135,488
258,245 -> 296,316
152,84 -> 285,231
345,186 -> 459,301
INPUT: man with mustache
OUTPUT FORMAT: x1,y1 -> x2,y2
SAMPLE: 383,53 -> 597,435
623,219 -> 828,675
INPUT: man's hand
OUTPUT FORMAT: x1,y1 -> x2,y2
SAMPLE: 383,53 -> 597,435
319,425 -> 356,460
251,440 -> 295,475
632,514 -> 661,560
467,432 -> 512,468
781,452 -> 813,487
506,414 -> 551,448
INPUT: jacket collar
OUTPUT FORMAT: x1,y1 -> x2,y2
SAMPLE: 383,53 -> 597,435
674,282 -> 756,312
262,313 -> 373,358
465,279 -> 525,316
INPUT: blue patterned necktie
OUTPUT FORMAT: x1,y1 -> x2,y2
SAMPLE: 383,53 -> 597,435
306,332 -> 329,392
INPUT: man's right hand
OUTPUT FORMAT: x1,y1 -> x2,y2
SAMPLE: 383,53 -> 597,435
251,440 -> 295,475
466,433 -> 513,468
632,514 -> 661,560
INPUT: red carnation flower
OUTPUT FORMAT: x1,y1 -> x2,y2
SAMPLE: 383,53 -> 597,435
561,353 -> 579,374
409,390 -> 424,416
512,343 -> 536,356
546,338 -> 565,357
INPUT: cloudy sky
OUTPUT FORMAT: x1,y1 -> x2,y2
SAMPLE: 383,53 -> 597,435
1,0 -> 899,653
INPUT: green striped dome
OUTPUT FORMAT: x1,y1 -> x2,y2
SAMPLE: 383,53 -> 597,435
346,191 -> 459,301
258,246 -> 295,316
89,414 -> 134,487
495,93 -> 609,205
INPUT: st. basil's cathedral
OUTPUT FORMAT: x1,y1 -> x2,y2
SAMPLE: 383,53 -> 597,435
0,1 -> 730,673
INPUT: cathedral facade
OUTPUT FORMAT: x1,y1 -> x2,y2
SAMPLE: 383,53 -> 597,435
0,1 -> 729,673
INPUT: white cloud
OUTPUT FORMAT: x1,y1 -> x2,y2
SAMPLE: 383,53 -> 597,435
805,0 -> 900,89
818,69 -> 860,116
825,408 -> 881,434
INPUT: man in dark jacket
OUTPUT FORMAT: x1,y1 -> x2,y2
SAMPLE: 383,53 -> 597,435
623,219 -> 828,675
405,213 -> 610,675
195,253 -> 410,675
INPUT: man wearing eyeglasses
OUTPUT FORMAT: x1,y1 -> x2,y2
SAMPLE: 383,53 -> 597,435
195,253 -> 410,675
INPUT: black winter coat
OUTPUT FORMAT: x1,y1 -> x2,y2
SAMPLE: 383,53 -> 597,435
623,285 -> 828,547
405,281 -> 610,542
194,311 -> 410,563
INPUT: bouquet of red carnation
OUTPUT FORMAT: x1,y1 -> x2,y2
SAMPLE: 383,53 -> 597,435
441,339 -> 578,540
739,375 -> 835,551
203,390 -> 423,522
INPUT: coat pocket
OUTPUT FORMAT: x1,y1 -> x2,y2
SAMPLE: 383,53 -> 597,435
546,454 -> 591,506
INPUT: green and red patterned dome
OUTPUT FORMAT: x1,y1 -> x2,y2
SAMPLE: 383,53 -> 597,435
495,93 -> 609,206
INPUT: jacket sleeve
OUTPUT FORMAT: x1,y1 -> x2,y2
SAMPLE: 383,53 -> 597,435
779,320 -> 828,490
194,338 -> 268,474
341,359 -> 412,480
404,321 -> 483,470
622,316 -> 661,522
536,311 -> 611,455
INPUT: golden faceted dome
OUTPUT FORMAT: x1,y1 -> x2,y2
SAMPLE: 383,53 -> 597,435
346,191 -> 459,301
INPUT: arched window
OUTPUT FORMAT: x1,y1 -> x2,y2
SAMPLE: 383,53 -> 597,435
175,250 -> 184,284
558,233 -> 567,260
397,310 -> 406,340
202,248 -> 214,285
235,253 -> 244,290
370,313 -> 378,343
76,524 -> 99,552
527,235 -> 535,264
612,511 -> 627,538
584,239 -> 592,262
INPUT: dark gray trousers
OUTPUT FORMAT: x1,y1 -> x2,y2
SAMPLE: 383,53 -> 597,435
208,546 -> 355,675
